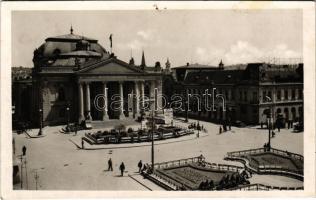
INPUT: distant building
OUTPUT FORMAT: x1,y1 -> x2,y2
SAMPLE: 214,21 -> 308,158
13,27 -> 163,126
164,61 -> 303,125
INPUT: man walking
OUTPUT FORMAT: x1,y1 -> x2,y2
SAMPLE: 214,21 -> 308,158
81,138 -> 84,149
138,160 -> 143,173
22,145 -> 27,156
108,158 -> 113,171
120,162 -> 125,176
74,123 -> 78,136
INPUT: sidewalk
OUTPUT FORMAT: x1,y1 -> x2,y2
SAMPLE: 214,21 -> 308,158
69,131 -> 208,150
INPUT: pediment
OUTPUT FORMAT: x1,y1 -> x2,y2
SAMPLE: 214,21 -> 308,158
78,59 -> 142,74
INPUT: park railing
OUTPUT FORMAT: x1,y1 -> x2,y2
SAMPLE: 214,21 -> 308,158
227,183 -> 303,191
153,156 -> 243,173
201,162 -> 244,173
227,147 -> 303,162
226,147 -> 304,179
154,156 -> 202,170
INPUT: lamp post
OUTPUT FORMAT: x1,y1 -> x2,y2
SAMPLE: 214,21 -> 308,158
145,98 -> 156,172
66,104 -> 70,128
38,108 -> 42,136
265,96 -> 273,151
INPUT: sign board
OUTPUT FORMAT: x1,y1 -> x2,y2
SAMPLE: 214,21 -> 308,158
141,119 -> 148,129
164,108 -> 173,125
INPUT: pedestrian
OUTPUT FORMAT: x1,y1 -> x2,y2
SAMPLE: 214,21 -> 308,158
108,158 -> 113,171
260,121 -> 263,129
81,138 -> 84,149
119,162 -> 125,176
138,160 -> 143,173
22,145 -> 27,156
219,126 -> 222,134
74,123 -> 78,136
263,143 -> 267,152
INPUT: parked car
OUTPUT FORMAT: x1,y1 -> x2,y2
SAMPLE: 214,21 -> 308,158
293,122 -> 303,132
233,120 -> 246,128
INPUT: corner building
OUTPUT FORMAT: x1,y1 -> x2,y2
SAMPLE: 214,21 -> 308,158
165,61 -> 303,126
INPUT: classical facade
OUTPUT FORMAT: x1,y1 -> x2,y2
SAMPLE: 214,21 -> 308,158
15,28 -> 163,126
164,61 -> 303,125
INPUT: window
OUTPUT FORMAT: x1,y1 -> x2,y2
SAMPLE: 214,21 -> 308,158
298,89 -> 303,99
252,92 -> 257,102
291,89 -> 296,100
277,90 -> 281,101
267,91 -> 272,100
263,91 -> 266,102
284,90 -> 288,100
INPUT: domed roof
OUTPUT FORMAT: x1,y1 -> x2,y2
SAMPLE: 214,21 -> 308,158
33,31 -> 109,68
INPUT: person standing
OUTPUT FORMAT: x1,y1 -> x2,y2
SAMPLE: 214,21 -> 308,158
219,126 -> 222,134
81,138 -> 84,149
108,158 -> 113,171
120,162 -> 125,176
74,123 -> 78,136
22,145 -> 27,156
138,160 -> 143,173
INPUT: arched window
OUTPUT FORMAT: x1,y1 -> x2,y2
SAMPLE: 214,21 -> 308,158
58,87 -> 65,101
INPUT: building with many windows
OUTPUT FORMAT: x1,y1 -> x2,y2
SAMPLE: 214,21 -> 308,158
164,61 -> 303,126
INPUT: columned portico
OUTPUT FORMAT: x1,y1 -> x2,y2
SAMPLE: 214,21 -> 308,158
102,81 -> 109,120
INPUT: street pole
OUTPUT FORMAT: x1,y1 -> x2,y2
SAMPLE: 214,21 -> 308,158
66,105 -> 70,129
185,89 -> 188,123
38,108 -> 42,136
151,108 -> 154,172
19,155 -> 23,189
265,96 -> 272,151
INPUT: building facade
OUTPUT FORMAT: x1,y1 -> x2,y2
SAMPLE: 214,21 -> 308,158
14,28 -> 163,127
164,61 -> 303,126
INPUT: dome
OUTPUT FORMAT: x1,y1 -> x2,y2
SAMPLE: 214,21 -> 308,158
33,32 -> 109,68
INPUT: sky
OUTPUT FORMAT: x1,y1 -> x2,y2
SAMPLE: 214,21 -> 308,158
12,10 -> 302,68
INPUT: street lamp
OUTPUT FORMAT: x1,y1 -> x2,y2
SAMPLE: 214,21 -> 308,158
66,105 -> 70,128
145,98 -> 156,172
265,96 -> 273,151
38,108 -> 42,136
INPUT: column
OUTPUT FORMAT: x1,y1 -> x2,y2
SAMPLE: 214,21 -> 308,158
150,81 -> 156,111
134,81 -> 140,117
85,82 -> 92,120
119,81 -> 125,119
140,81 -> 145,110
78,82 -> 84,122
102,81 -> 109,121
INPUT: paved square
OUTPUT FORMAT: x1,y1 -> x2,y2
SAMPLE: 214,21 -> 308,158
13,118 -> 303,190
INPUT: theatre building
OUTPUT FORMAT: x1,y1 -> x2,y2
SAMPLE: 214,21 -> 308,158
15,28 -> 163,126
